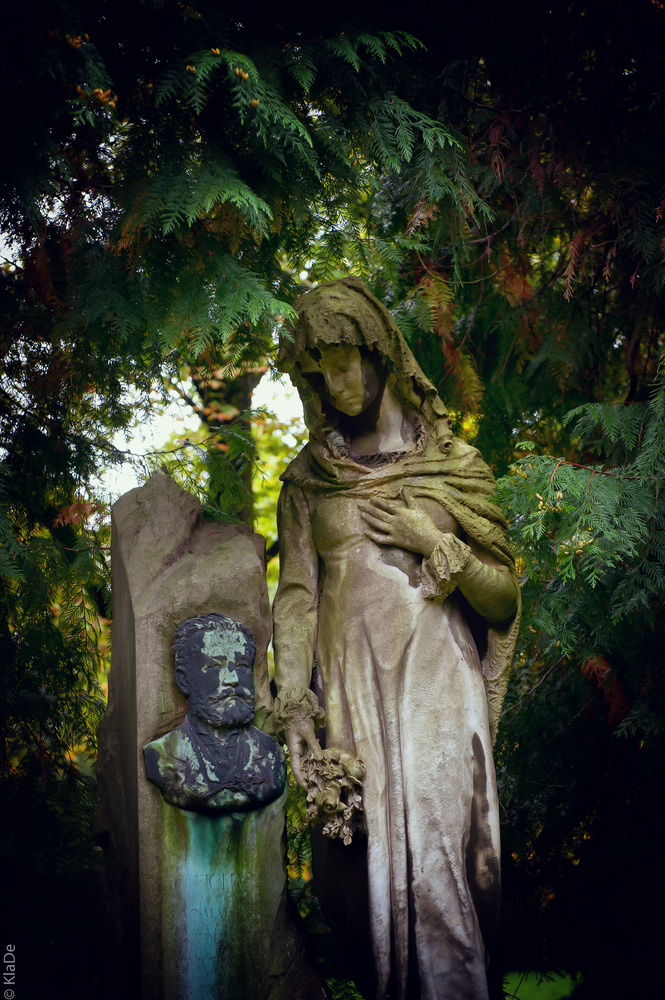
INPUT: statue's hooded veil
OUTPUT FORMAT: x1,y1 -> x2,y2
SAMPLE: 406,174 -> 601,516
276,276 -> 521,741
277,275 -> 453,450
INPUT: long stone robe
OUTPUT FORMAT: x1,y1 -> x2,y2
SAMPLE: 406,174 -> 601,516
273,436 -> 519,1000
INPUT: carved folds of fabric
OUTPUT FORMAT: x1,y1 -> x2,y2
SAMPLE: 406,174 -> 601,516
272,686 -> 325,744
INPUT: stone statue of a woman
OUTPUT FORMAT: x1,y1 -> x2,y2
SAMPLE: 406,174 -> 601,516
272,277 -> 520,1000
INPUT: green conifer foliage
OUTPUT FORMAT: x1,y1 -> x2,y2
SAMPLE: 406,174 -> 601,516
0,5 -> 489,989
3,1 -> 665,993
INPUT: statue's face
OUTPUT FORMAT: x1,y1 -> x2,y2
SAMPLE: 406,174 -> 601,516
177,630 -> 254,728
301,343 -> 379,416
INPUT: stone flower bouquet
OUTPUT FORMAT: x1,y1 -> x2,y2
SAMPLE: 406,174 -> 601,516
301,748 -> 366,845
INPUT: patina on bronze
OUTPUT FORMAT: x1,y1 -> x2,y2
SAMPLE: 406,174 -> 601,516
272,277 -> 521,1000
143,612 -> 286,814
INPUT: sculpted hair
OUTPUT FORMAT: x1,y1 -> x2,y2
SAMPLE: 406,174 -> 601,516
172,612 -> 256,670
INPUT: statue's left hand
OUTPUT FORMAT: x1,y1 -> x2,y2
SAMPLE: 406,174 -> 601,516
287,718 -> 323,790
359,497 -> 442,558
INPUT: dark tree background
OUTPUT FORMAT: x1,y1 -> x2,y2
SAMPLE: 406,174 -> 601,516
1,2 -> 663,996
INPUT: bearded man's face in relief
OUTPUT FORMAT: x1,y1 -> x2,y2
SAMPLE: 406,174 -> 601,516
176,630 -> 255,728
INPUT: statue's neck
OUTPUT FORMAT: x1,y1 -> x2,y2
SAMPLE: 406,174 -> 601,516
345,384 -> 415,456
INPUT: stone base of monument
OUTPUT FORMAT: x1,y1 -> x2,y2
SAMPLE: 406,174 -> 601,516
95,476 -> 325,1000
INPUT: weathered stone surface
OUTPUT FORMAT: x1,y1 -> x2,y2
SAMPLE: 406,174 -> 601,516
159,793 -> 293,1000
273,278 -> 521,999
96,475 -> 322,999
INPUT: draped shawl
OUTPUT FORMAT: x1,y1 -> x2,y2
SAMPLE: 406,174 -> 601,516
277,276 -> 520,738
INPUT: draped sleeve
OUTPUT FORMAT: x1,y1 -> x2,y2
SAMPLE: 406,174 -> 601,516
272,481 -> 320,708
